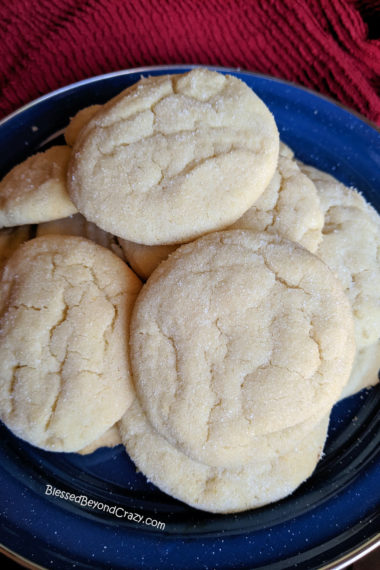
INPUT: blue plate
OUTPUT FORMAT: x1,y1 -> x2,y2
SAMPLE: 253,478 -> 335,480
0,66 -> 379,570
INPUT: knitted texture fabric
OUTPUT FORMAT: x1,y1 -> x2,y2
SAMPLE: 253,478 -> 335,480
0,0 -> 379,124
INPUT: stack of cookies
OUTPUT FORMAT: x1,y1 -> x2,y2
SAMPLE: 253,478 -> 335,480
0,69 -> 379,513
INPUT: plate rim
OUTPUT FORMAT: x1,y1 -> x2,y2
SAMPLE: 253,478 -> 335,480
0,64 -> 379,134
320,534 -> 380,570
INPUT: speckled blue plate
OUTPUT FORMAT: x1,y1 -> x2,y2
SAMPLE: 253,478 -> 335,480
0,66 -> 379,570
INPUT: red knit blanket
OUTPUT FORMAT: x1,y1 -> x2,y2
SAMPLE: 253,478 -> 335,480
0,0 -> 379,124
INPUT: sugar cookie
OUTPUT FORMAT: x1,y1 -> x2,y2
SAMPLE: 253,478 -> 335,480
68,68 -> 279,245
230,143 -> 324,252
120,398 -> 329,513
300,164 -> 380,349
0,146 -> 77,227
130,230 -> 355,467
37,213 -> 127,455
64,105 -> 102,147
0,236 -> 141,452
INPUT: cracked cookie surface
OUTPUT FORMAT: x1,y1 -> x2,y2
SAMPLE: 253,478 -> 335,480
118,142 -> 324,281
229,143 -> 324,252
0,146 -> 77,228
299,164 -> 380,349
0,235 -> 141,452
130,230 -> 355,468
68,68 -> 279,245
119,398 -> 329,513
36,213 -> 125,454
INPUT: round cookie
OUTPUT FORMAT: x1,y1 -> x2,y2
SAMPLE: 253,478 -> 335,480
64,105 -> 102,147
37,213 -> 125,260
130,230 -> 355,468
0,235 -> 141,452
299,164 -> 380,349
0,146 -> 77,228
68,68 -> 279,245
119,398 -> 329,514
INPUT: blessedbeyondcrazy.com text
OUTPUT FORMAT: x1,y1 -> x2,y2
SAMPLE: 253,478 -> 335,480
45,484 -> 165,530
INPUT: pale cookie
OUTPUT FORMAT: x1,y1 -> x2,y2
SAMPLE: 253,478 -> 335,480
118,238 -> 176,281
130,230 -> 355,468
0,146 -> 77,227
120,398 -> 329,513
340,341 -> 380,400
64,105 -> 102,147
37,213 -> 125,260
37,214 -> 126,455
210,408 -> 326,464
37,214 -> 126,454
68,68 -> 279,245
0,226 -> 32,269
0,236 -> 141,452
119,227 -> 331,458
78,424 -> 122,455
129,324 -> 331,462
119,142 -> 324,280
299,164 -> 380,349
230,143 -> 324,253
